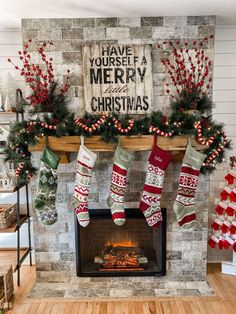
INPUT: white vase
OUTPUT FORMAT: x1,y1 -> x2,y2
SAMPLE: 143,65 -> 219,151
4,95 -> 11,112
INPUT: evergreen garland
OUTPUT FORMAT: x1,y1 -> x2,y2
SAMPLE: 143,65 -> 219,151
4,106 -> 231,185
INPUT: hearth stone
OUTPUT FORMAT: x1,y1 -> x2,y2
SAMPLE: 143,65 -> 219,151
28,278 -> 214,298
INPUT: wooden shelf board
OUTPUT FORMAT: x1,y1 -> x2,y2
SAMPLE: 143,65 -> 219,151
0,248 -> 29,272
0,215 -> 28,233
0,184 -> 26,193
0,112 -> 15,114
29,135 -> 207,153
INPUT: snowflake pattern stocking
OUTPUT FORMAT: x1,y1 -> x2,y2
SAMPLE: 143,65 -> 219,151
34,146 -> 60,225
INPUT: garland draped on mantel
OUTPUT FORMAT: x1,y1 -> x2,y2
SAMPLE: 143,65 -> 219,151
4,110 -> 231,185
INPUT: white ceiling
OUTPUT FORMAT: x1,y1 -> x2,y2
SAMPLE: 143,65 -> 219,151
1,0 -> 236,28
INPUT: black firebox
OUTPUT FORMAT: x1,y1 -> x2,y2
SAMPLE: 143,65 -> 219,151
75,208 -> 166,277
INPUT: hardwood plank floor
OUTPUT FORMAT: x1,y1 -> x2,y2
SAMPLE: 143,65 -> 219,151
6,264 -> 236,314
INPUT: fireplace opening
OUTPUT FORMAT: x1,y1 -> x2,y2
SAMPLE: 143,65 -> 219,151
75,208 -> 166,277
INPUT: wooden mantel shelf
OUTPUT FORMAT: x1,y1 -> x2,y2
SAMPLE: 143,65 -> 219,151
28,135 -> 207,163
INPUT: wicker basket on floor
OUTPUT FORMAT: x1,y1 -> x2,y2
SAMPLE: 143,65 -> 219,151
0,204 -> 17,229
0,265 -> 14,304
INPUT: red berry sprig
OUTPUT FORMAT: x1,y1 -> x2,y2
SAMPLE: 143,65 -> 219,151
161,35 -> 214,98
75,115 -> 108,133
194,121 -> 215,146
8,39 -> 71,109
113,118 -> 134,134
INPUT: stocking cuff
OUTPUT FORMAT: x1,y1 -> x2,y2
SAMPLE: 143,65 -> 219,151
183,144 -> 206,169
229,170 -> 236,178
113,145 -> 135,170
78,144 -> 97,168
149,145 -> 172,170
41,146 -> 60,169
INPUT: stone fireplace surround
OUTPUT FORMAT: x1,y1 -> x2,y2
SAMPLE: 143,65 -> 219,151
29,151 -> 213,298
23,16 -> 215,297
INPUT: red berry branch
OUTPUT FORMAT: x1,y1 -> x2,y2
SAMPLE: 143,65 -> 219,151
161,35 -> 214,98
8,39 -> 71,110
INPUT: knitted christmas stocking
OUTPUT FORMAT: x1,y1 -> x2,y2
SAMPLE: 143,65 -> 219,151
107,145 -> 135,226
73,136 -> 97,227
173,139 -> 206,229
34,146 -> 60,225
139,146 -> 171,228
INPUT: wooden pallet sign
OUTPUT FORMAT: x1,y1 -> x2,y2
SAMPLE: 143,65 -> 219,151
82,44 -> 153,114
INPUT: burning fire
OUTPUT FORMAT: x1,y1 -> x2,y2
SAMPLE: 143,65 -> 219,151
105,239 -> 138,248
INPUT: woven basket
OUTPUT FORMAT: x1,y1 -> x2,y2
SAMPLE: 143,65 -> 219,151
0,204 -> 17,229
0,265 -> 14,303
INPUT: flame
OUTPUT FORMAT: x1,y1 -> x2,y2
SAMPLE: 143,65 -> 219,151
105,239 -> 137,248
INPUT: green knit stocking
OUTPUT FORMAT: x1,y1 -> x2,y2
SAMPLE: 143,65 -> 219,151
34,146 -> 60,225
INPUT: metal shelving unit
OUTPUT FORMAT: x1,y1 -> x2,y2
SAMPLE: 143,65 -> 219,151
0,184 -> 32,286
0,89 -> 32,286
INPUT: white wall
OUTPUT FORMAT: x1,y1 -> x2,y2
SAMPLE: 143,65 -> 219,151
213,19 -> 236,154
0,28 -> 24,91
0,28 -> 28,205
208,17 -> 236,262
0,29 -> 33,264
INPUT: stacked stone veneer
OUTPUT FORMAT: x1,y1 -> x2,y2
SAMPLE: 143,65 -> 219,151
22,16 -> 215,282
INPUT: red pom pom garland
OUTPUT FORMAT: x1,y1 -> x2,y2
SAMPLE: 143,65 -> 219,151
113,118 -> 134,134
15,162 -> 24,177
149,125 -> 173,137
74,114 -> 108,133
27,121 -> 57,130
194,121 -> 215,145
205,133 -> 228,166
40,122 -> 57,130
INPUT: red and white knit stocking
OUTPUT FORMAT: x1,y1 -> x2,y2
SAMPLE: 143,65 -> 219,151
173,140 -> 206,228
225,170 -> 236,185
73,136 -> 97,227
107,145 -> 135,226
139,146 -> 171,228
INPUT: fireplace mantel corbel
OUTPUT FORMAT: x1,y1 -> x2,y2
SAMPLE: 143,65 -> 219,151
28,135 -> 207,163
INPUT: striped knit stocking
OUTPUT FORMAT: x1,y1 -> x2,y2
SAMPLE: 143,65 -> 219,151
107,145 -> 135,226
139,146 -> 171,227
173,140 -> 206,229
73,137 -> 97,227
